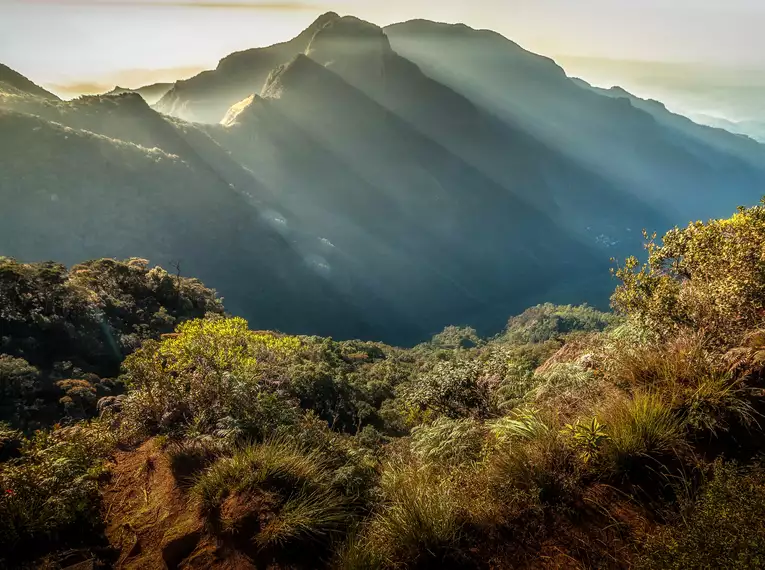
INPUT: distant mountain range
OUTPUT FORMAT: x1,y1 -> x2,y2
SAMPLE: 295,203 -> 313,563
2,13 -> 764,344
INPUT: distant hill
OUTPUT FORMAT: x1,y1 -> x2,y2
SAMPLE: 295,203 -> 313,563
0,63 -> 59,100
104,83 -> 173,105
155,12 -> 339,123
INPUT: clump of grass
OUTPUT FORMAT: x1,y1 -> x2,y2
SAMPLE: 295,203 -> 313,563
191,437 -> 328,512
485,419 -> 580,505
370,459 -> 464,565
191,437 -> 352,552
601,392 -> 685,475
166,436 -> 225,487
410,416 -> 485,466
605,331 -> 714,390
333,525 -> 388,570
257,488 -> 349,548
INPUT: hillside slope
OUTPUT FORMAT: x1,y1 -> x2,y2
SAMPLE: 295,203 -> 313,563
0,108 -> 371,339
211,53 -> 632,337
385,19 -> 765,222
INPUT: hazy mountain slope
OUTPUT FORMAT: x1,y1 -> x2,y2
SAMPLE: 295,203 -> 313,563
304,16 -> 665,242
209,54 -> 618,337
0,89 -> 281,209
385,20 -> 765,221
154,12 -> 339,122
570,79 -> 765,161
0,63 -> 59,99
689,114 -> 765,143
104,83 -> 173,105
0,108 -> 372,339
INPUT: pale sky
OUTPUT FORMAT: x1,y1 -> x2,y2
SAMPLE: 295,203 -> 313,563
2,0 -> 765,95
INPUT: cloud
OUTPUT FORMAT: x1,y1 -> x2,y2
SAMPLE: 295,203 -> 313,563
19,0 -> 320,9
45,65 -> 205,97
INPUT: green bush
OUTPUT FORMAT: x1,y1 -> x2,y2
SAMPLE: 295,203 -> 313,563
612,202 -> 765,344
410,416 -> 485,466
120,317 -> 303,437
639,462 -> 765,569
0,422 -> 115,550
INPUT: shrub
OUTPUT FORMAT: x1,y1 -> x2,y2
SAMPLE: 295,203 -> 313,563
612,202 -> 765,344
410,416 -> 485,466
120,317 -> 303,436
639,462 -> 765,569
402,358 -> 494,419
0,422 -> 115,551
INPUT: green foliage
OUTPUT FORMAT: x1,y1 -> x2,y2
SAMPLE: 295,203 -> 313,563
640,462 -> 765,569
402,358 -> 494,419
0,422 -> 115,551
120,317 -> 303,437
503,303 -> 620,344
410,416 -> 485,466
565,417 -> 609,464
0,257 -> 222,428
430,325 -> 483,349
612,202 -> 765,343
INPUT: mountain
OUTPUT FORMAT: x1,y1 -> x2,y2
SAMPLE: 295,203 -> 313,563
104,82 -> 173,105
0,99 -> 375,340
689,113 -> 765,143
0,63 -> 59,99
384,20 -> 765,222
211,52 -> 630,338
3,14 -> 765,344
154,12 -> 339,122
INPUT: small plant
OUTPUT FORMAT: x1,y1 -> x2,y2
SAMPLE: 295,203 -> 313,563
565,417 -> 609,464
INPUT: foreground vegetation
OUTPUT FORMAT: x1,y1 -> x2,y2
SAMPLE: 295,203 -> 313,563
3,203 -> 765,567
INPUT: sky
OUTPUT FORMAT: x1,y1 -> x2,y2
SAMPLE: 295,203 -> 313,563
3,0 -> 765,96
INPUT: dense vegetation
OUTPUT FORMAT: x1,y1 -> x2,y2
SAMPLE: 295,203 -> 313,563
3,202 -> 765,568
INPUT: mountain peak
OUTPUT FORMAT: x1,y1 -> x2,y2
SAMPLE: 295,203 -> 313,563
305,16 -> 393,90
308,15 -> 391,48
308,11 -> 340,31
